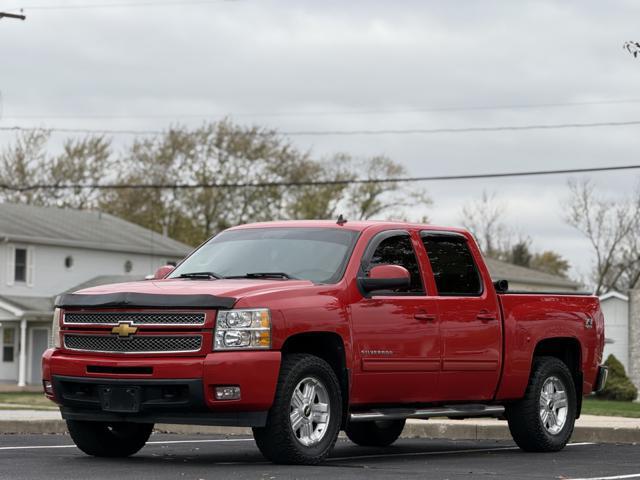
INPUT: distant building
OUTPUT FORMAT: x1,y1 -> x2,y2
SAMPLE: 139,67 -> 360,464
599,292 -> 630,372
485,258 -> 582,293
0,203 -> 191,386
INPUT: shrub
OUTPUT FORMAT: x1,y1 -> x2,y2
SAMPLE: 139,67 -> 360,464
596,354 -> 638,402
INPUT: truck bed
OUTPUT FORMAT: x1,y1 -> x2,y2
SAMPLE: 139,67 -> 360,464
495,292 -> 604,401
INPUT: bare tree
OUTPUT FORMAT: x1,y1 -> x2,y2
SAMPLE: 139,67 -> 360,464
461,191 -> 512,257
565,178 -> 640,294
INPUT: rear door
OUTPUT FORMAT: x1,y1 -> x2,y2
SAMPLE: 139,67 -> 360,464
349,229 -> 441,405
420,231 -> 502,401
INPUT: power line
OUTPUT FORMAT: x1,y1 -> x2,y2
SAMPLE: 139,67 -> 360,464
4,98 -> 640,120
1,165 -> 638,192
2,119 -> 640,137
285,120 -> 640,136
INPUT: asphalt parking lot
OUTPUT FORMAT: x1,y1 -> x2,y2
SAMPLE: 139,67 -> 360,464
0,434 -> 638,480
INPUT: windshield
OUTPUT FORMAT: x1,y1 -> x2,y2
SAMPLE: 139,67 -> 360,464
169,227 -> 359,284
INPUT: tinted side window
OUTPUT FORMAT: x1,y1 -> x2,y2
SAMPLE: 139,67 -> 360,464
368,234 -> 424,294
422,235 -> 482,296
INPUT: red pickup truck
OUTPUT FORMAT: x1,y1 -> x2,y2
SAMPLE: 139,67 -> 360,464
43,220 -> 607,464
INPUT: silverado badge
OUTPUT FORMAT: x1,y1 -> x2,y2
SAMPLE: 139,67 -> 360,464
111,322 -> 138,338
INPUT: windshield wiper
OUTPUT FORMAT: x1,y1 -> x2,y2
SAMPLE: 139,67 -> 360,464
177,271 -> 224,280
226,272 -> 297,280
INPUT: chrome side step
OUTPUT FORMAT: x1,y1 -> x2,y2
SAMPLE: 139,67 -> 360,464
349,404 -> 504,422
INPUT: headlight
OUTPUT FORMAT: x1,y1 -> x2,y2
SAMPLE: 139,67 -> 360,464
214,308 -> 271,351
50,308 -> 61,348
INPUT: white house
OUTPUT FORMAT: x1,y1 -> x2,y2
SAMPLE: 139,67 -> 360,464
0,203 -> 191,387
599,291 -> 630,372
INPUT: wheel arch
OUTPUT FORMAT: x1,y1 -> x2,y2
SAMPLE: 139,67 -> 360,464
532,336 -> 583,417
281,331 -> 350,428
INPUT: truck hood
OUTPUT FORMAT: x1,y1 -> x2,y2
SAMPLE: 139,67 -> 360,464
55,278 -> 315,309
76,278 -> 315,298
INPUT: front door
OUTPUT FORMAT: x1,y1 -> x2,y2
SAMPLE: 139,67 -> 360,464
350,230 -> 441,405
30,328 -> 49,385
420,231 -> 502,401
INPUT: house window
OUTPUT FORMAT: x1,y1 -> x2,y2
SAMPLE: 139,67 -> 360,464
2,328 -> 15,363
14,248 -> 27,283
6,245 -> 34,287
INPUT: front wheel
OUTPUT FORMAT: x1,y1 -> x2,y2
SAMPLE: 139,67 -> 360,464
506,356 -> 577,452
346,419 -> 406,447
66,420 -> 153,457
252,354 -> 343,464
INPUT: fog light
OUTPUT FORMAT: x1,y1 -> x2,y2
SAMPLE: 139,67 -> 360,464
215,385 -> 241,400
43,380 -> 54,396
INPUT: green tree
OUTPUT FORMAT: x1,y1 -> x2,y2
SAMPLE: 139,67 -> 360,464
0,130 -> 112,209
509,240 -> 533,267
2,121 -> 432,246
596,354 -> 638,402
530,251 -> 570,278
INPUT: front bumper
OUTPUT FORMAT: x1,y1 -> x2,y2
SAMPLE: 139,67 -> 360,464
43,349 -> 281,426
594,365 -> 609,392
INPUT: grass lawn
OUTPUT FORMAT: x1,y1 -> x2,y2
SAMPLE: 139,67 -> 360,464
0,392 -> 57,410
582,397 -> 640,418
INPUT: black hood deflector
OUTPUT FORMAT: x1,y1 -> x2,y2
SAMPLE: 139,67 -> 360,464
55,292 -> 237,309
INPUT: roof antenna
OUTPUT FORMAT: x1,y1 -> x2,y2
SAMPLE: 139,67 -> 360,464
336,214 -> 347,226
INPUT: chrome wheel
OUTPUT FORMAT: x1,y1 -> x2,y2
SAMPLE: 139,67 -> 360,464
289,376 -> 330,447
539,376 -> 568,435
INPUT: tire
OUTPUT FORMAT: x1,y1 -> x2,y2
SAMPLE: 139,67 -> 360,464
506,356 -> 577,452
66,420 -> 153,457
345,419 -> 406,447
252,354 -> 343,465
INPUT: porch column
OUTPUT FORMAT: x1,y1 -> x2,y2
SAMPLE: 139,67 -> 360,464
17,318 -> 27,387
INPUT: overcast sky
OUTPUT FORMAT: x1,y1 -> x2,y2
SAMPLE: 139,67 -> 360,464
1,0 -> 639,284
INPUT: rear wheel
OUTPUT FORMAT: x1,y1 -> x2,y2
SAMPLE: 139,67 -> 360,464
345,419 -> 406,447
506,356 -> 576,452
66,420 -> 153,457
252,354 -> 342,464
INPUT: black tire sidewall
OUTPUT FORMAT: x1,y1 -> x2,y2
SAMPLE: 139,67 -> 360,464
281,358 -> 342,458
346,419 -> 406,447
67,420 -> 153,457
533,360 -> 577,447
253,354 -> 343,464
507,356 -> 577,452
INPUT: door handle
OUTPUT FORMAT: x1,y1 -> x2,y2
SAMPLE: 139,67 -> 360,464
476,310 -> 497,321
414,311 -> 437,322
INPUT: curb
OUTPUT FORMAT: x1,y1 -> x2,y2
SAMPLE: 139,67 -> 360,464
2,419 -> 639,444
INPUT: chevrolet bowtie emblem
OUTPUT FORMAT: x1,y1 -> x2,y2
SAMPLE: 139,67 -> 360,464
111,322 -> 138,338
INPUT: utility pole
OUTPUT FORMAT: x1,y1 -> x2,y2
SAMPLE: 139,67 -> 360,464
0,12 -> 26,21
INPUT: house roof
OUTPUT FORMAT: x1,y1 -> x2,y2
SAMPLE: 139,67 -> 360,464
0,295 -> 54,314
0,203 -> 192,257
64,275 -> 147,293
599,291 -> 629,302
485,258 -> 581,290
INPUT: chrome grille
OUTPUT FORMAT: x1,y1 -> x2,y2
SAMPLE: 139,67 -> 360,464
63,312 -> 206,326
64,334 -> 203,353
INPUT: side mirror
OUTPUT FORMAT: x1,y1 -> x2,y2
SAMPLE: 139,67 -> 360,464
153,265 -> 175,280
358,264 -> 411,293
